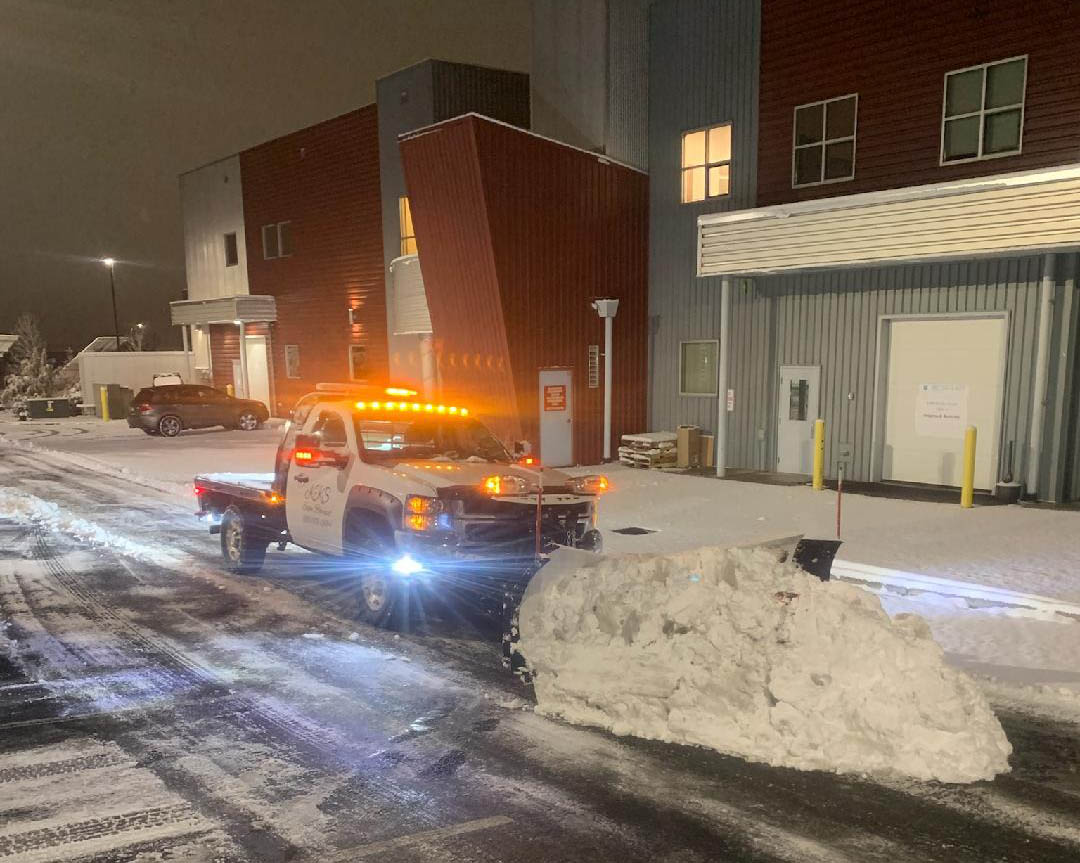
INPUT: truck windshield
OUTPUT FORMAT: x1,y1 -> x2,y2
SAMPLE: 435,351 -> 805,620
354,417 -> 510,463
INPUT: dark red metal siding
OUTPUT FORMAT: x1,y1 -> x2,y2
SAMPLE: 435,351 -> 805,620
401,115 -> 649,465
208,323 -> 270,393
758,0 -> 1080,206
240,106 -> 386,414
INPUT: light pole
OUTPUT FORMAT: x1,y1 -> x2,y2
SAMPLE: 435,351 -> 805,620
101,258 -> 121,350
591,298 -> 619,461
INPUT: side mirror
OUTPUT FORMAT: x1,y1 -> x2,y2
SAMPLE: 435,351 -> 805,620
294,433 -> 347,468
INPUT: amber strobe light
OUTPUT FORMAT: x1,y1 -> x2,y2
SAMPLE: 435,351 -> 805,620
356,400 -> 468,416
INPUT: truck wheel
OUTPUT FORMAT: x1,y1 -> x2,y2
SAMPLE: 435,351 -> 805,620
158,415 -> 182,437
220,505 -> 268,574
346,513 -> 402,629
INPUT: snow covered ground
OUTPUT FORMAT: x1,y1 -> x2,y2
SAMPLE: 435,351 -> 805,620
3,416 -> 1079,699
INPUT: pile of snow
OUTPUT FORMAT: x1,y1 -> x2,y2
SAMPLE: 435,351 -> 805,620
517,545 -> 1012,783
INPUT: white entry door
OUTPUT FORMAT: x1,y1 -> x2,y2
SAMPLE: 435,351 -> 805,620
777,365 -> 820,474
231,336 -> 271,407
882,317 -> 1005,489
539,368 -> 573,467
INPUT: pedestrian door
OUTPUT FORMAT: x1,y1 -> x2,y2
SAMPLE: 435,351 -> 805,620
539,368 -> 573,467
777,365 -> 820,474
231,336 -> 271,406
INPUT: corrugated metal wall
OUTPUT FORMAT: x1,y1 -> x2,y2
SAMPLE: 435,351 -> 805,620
400,115 -> 649,465
240,106 -> 387,414
431,61 -> 530,128
647,0 -> 761,433
723,256 -> 1046,484
758,0 -> 1080,207
606,0 -> 651,170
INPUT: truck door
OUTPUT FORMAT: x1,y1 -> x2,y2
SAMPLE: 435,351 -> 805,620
285,407 -> 355,554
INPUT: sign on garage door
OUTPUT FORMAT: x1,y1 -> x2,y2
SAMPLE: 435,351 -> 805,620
882,317 -> 1005,489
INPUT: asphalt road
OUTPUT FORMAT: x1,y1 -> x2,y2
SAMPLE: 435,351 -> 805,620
1,446 -> 1080,862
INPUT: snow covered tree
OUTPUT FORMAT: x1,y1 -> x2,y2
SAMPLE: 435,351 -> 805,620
0,314 -> 59,404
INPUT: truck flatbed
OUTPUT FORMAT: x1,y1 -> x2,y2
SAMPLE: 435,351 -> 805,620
194,472 -> 276,501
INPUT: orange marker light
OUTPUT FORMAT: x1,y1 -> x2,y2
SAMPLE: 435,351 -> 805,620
355,401 -> 366,410
460,408 -> 469,416
436,405 -> 447,414
424,404 -> 434,412
483,475 -> 501,495
386,387 -> 418,397
371,401 -> 381,410
411,402 -> 421,411
448,406 -> 458,415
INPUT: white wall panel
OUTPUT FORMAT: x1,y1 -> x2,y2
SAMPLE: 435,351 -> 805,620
180,155 -> 249,301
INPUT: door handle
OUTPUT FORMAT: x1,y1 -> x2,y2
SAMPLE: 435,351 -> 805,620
294,475 -> 310,483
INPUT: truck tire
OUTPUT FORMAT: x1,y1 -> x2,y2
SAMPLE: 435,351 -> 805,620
220,504 -> 268,574
345,512 -> 402,629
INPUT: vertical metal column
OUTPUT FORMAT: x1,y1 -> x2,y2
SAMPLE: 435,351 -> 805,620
1026,252 -> 1055,497
715,275 -> 731,477
181,325 -> 193,384
603,314 -> 614,461
237,321 -> 250,399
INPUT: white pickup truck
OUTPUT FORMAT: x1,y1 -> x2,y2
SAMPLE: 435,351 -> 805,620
193,385 -> 607,628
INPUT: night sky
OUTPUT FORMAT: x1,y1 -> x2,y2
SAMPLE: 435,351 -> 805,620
0,0 -> 529,351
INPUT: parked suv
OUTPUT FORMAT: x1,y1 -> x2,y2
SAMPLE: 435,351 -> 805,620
128,385 -> 269,437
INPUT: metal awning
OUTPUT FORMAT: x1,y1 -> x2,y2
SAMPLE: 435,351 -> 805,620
0,334 -> 17,357
169,295 -> 277,326
698,163 -> 1080,276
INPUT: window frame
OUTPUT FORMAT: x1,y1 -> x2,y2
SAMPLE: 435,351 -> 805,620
223,232 -> 239,267
261,221 -> 293,259
680,123 -> 733,204
939,55 -> 1028,166
398,197 -> 416,256
791,93 -> 858,188
678,339 -> 720,397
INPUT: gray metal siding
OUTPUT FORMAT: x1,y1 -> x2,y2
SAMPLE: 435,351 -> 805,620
648,0 -> 761,433
606,0 -> 651,170
728,256 -> 1046,483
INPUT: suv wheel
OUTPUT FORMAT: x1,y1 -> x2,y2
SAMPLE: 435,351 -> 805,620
346,513 -> 403,629
158,415 -> 182,437
236,411 -> 260,431
220,505 -> 268,574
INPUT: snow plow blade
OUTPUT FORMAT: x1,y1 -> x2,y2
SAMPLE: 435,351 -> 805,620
792,538 -> 842,582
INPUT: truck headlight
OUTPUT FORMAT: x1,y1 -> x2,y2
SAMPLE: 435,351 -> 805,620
481,475 -> 530,496
406,495 -> 443,514
406,513 -> 438,532
569,475 -> 610,495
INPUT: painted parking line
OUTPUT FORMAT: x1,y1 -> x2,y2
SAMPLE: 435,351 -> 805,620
325,816 -> 513,860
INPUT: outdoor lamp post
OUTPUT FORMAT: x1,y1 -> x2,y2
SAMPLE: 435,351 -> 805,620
101,257 -> 121,350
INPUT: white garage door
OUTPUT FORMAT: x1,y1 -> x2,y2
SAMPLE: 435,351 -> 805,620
883,317 -> 1006,489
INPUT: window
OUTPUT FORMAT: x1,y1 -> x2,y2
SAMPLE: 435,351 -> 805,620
284,344 -> 301,379
224,232 -> 239,267
399,197 -> 416,255
262,221 -> 292,259
941,56 -> 1026,163
681,124 -> 732,203
312,411 -> 348,448
679,340 -> 719,396
349,344 -> 368,381
793,94 -> 857,187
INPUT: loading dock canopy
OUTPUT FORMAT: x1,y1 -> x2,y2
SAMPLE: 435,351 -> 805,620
698,163 -> 1080,276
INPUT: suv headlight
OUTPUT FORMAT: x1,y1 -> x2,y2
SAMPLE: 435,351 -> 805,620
569,475 -> 610,495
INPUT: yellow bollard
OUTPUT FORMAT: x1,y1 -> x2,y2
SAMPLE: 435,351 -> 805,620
225,383 -> 235,397
960,425 -> 977,508
99,386 -> 110,422
812,418 -> 825,490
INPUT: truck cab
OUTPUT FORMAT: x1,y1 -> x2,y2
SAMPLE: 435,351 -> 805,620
195,385 -> 606,627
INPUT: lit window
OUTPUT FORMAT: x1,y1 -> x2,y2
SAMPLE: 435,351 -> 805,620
262,222 -> 292,259
349,345 -> 368,381
793,94 -> 857,187
679,340 -> 719,396
399,197 -> 417,255
284,344 -> 300,379
224,232 -> 239,267
681,124 -> 732,203
942,57 -> 1026,164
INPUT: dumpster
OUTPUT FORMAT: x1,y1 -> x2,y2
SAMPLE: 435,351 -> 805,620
25,397 -> 78,419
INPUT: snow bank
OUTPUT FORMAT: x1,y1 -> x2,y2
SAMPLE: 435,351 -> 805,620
0,487 -> 182,566
517,545 -> 1012,783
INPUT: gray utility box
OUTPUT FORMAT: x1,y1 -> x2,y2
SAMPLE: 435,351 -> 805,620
94,384 -> 134,420
25,397 -> 78,419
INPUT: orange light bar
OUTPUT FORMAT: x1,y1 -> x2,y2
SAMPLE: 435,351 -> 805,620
353,400 -> 471,416
385,386 -> 418,397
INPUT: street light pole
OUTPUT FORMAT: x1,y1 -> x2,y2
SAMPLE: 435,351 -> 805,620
102,258 -> 120,350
